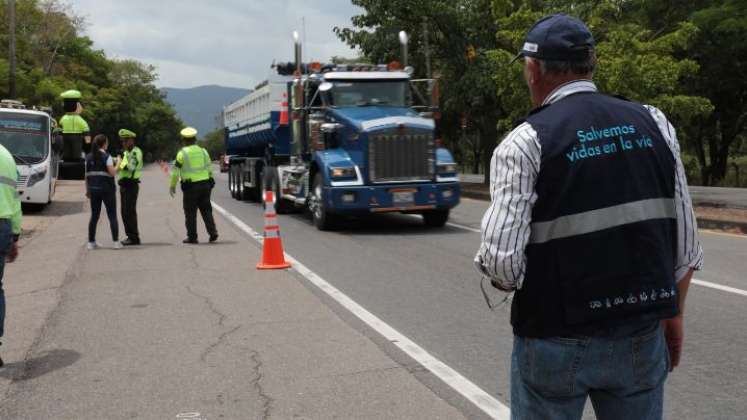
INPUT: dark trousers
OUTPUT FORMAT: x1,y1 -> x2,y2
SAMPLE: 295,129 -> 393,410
182,182 -> 217,240
89,190 -> 119,242
120,180 -> 140,241
62,133 -> 83,161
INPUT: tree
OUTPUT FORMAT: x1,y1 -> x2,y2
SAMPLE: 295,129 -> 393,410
685,0 -> 747,185
200,128 -> 224,160
336,0 -> 503,182
0,1 -> 184,162
337,0 -> 728,185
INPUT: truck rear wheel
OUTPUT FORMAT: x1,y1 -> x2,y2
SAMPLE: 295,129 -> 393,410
229,165 -> 237,198
310,173 -> 337,231
238,164 -> 250,201
248,165 -> 264,202
422,209 -> 450,227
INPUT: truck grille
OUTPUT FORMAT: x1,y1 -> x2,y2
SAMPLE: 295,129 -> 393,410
16,175 -> 28,189
369,130 -> 434,183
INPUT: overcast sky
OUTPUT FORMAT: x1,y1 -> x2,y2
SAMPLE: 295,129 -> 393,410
68,0 -> 362,89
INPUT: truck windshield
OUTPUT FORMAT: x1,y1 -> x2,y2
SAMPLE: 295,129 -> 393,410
329,81 -> 407,107
0,112 -> 50,164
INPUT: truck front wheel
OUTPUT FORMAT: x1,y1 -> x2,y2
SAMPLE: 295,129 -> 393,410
422,209 -> 450,227
310,173 -> 337,231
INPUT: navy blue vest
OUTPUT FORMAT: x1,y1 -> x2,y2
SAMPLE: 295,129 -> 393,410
511,92 -> 678,337
85,151 -> 115,193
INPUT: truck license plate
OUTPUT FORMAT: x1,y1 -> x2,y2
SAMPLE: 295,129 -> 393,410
393,191 -> 414,205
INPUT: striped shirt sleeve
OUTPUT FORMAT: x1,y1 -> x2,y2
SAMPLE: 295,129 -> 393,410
474,122 -> 540,291
644,105 -> 704,281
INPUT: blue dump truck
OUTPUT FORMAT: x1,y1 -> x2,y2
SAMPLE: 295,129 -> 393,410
223,32 -> 460,230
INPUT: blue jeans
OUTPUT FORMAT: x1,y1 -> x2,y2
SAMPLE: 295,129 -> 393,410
0,219 -> 12,338
511,323 -> 669,420
89,189 -> 119,242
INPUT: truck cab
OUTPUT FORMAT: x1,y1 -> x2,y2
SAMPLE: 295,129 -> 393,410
224,33 -> 460,230
275,62 -> 460,229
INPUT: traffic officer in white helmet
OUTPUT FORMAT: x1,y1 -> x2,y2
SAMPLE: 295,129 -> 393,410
169,127 -> 218,244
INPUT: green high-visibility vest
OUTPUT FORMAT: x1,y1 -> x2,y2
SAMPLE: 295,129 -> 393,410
119,146 -> 143,180
0,145 -> 22,235
170,145 -> 212,186
59,114 -> 90,134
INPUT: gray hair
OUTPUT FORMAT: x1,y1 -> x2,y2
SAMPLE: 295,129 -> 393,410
538,51 -> 597,76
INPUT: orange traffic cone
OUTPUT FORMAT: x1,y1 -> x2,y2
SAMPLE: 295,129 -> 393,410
256,191 -> 291,270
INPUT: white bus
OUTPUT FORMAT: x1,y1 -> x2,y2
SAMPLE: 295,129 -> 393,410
0,101 -> 58,206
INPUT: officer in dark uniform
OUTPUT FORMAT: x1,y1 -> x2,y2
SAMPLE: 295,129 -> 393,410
475,14 -> 703,420
169,127 -> 218,244
118,129 -> 143,246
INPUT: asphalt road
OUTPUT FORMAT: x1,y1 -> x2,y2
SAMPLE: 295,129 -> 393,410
213,170 -> 747,419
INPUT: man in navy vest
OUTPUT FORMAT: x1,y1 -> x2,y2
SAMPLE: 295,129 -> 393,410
475,14 -> 703,420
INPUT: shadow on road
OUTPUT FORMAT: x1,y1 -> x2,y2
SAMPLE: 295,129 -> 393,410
286,211 -> 467,236
0,349 -> 81,382
22,200 -> 85,217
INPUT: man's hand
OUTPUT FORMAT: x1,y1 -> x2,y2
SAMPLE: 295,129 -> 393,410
169,186 -> 176,198
6,242 -> 19,263
85,191 -> 90,199
661,314 -> 684,371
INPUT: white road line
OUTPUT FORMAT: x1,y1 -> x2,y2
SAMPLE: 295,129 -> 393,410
402,214 -> 482,233
211,201 -> 511,420
441,219 -> 747,299
692,278 -> 747,298
448,221 -> 482,233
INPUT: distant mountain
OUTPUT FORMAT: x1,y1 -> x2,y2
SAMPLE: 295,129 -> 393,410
161,85 -> 250,137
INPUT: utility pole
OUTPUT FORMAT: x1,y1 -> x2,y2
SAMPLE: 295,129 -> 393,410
8,0 -> 17,99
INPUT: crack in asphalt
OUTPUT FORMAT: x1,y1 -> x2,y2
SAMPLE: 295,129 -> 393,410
6,285 -> 60,299
200,325 -> 241,364
249,349 -> 273,420
184,285 -> 243,365
185,286 -> 227,328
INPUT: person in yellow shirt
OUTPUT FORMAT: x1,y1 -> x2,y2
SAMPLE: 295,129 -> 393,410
0,143 -> 22,367
117,129 -> 143,246
58,90 -> 91,159
169,127 -> 218,244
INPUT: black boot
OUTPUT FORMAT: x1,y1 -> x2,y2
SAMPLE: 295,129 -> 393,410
209,233 -> 219,243
183,238 -> 198,244
122,238 -> 140,246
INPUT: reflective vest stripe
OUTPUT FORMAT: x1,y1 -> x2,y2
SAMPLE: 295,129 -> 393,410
86,171 -> 114,178
529,198 -> 676,245
0,176 -> 16,188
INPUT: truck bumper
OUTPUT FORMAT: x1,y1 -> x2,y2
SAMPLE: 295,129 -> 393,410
324,182 -> 460,214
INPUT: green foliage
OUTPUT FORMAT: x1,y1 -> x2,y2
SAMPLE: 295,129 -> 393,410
200,128 -> 225,160
337,0 -> 746,186
0,0 -> 183,161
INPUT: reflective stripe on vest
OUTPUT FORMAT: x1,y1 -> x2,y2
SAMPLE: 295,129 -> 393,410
529,197 -> 676,245
86,171 -> 114,178
0,175 -> 16,188
181,148 -> 210,174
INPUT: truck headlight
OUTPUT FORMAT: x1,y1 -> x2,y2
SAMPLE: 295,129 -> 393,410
437,163 -> 457,174
330,167 -> 356,179
27,169 -> 47,187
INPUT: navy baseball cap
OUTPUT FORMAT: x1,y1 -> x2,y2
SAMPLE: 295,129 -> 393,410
510,14 -> 595,63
